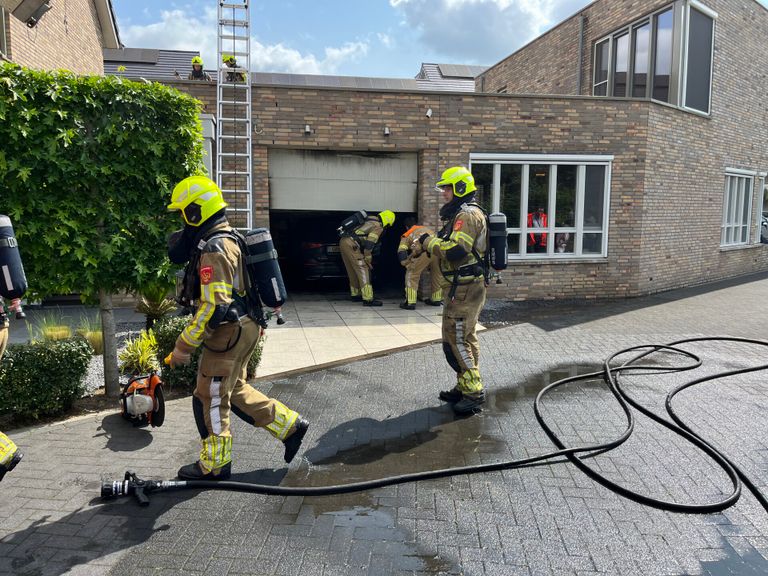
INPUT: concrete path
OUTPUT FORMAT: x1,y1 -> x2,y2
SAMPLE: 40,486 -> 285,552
2,273 -> 768,576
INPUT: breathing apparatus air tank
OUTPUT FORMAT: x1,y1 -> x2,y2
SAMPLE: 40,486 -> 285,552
337,210 -> 367,236
0,215 -> 28,300
243,228 -> 287,308
488,212 -> 508,272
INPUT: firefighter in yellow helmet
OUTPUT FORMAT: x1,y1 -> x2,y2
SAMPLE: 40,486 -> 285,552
397,219 -> 442,310
188,56 -> 212,81
166,176 -> 309,479
222,54 -> 246,83
418,167 -> 488,415
339,210 -> 395,306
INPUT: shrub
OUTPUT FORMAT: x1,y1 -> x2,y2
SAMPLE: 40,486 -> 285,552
135,281 -> 178,330
119,330 -> 160,375
0,338 -> 92,419
154,314 -> 266,391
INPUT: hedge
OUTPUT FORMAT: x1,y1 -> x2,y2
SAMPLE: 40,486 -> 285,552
0,338 -> 92,419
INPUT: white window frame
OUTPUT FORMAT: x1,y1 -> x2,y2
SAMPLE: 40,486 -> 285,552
469,154 -> 613,260
721,169 -> 755,247
680,0 -> 717,116
757,173 -> 767,244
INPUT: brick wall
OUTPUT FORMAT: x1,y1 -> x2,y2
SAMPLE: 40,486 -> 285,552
640,0 -> 768,293
6,0 -> 105,75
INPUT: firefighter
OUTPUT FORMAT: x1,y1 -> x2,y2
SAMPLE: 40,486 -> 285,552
188,56 -> 212,81
397,222 -> 442,310
166,176 -> 309,480
0,308 -> 22,483
223,54 -> 246,83
419,167 -> 488,415
339,210 -> 395,306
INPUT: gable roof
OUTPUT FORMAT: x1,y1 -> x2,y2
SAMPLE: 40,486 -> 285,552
415,63 -> 487,92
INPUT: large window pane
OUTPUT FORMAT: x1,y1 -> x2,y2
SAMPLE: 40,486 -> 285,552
555,165 -> 577,227
527,165 -> 549,254
721,174 -> 753,246
583,234 -> 603,255
594,39 -> 609,96
612,33 -> 629,97
500,164 -> 522,228
685,8 -> 714,113
584,165 -> 606,230
632,23 -> 650,97
507,234 -> 520,255
653,9 -> 673,102
471,163 -> 493,214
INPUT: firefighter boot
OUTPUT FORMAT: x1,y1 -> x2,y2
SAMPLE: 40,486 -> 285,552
399,302 -> 416,310
438,387 -> 462,403
363,299 -> 383,307
177,461 -> 232,481
0,452 -> 22,482
283,417 -> 310,463
453,391 -> 486,415
423,298 -> 443,306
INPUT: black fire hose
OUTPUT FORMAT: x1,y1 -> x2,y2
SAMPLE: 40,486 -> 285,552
102,336 -> 768,515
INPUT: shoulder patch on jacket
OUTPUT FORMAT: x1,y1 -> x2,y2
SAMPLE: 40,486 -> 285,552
200,266 -> 214,285
454,220 -> 464,231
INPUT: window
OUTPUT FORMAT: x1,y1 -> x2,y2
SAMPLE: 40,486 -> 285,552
593,2 -> 716,115
631,23 -> 650,98
721,172 -> 754,247
652,8 -> 674,102
0,9 -> 7,58
469,154 -> 612,259
593,39 -> 610,96
612,32 -> 629,97
683,3 -> 715,114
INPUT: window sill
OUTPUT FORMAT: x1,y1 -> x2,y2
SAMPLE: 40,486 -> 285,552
719,243 -> 764,253
508,257 -> 608,265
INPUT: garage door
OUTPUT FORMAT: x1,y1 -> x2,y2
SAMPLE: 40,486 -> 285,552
269,150 -> 418,212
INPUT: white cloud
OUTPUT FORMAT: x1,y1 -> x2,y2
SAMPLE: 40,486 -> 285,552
388,0 -> 590,63
378,32 -> 394,49
120,8 -> 369,75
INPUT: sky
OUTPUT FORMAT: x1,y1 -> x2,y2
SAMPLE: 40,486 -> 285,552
112,0 -> 768,78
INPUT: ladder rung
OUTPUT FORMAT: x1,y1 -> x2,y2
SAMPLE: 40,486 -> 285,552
219,19 -> 249,27
218,67 -> 247,73
219,134 -> 250,139
218,83 -> 249,88
218,100 -> 249,105
218,152 -> 250,157
219,117 -> 250,122
218,171 -> 251,175
220,34 -> 248,41
220,2 -> 249,8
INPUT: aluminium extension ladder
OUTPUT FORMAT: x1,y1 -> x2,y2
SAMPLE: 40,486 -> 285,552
216,1 -> 252,229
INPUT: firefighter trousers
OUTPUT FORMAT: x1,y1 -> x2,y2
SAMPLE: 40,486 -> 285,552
442,279 -> 486,395
404,253 -> 442,305
340,236 -> 374,301
0,324 -> 20,475
193,317 -> 300,472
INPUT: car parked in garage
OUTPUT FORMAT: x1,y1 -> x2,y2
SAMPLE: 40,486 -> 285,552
301,239 -> 345,281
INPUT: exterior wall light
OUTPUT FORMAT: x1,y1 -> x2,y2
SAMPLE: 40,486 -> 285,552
304,124 -> 311,135
383,126 -> 391,136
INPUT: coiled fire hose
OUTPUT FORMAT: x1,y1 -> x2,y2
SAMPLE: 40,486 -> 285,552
103,336 -> 768,514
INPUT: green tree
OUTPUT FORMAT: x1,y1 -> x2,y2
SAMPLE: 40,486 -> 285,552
0,63 -> 204,396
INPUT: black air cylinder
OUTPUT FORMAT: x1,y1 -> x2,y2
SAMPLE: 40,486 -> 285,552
0,215 -> 28,300
337,210 -> 367,236
488,212 -> 508,271
243,228 -> 287,308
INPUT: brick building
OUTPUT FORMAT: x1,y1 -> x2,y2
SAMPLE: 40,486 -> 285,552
1,0 -> 119,75
159,0 -> 768,300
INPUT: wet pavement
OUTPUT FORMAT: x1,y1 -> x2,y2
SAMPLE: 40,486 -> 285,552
3,272 -> 768,575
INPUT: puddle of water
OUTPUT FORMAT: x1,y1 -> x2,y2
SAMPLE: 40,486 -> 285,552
699,540 -> 768,576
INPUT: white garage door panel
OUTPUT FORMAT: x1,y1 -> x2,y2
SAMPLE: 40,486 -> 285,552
269,150 -> 418,212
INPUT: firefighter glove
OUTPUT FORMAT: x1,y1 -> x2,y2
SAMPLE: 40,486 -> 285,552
418,233 -> 431,247
167,339 -> 194,367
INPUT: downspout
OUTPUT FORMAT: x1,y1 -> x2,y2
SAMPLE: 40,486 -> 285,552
576,15 -> 586,95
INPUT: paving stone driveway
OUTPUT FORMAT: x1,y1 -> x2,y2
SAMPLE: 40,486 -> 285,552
3,273 -> 768,576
